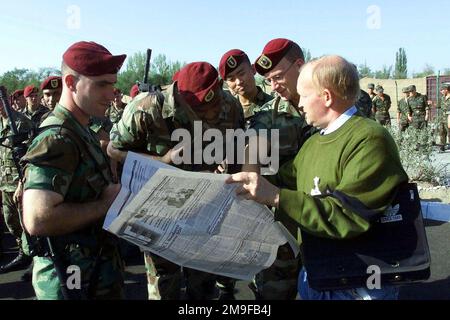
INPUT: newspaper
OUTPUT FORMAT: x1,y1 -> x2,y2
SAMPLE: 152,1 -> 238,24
104,152 -> 299,281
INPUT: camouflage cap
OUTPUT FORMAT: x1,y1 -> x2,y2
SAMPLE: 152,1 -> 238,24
402,87 -> 410,93
407,85 -> 416,92
367,83 -> 375,90
440,83 -> 450,90
375,85 -> 384,93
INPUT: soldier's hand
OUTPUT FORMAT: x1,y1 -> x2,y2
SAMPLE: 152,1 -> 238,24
13,181 -> 23,205
215,159 -> 228,174
160,146 -> 184,165
100,183 -> 121,212
226,172 -> 280,208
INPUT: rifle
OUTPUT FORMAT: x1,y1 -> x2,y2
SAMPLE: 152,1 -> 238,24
0,86 -> 82,300
138,48 -> 161,93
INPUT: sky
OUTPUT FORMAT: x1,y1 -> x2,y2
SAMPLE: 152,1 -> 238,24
0,0 -> 449,77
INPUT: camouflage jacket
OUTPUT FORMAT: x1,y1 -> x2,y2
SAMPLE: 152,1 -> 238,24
110,83 -> 244,172
372,94 -> 391,118
408,93 -> 429,120
24,105 -> 49,128
440,95 -> 450,115
90,116 -> 113,134
22,104 -> 123,299
0,112 -> 33,192
237,86 -> 273,120
249,95 -> 317,166
397,98 -> 410,125
106,105 -> 125,124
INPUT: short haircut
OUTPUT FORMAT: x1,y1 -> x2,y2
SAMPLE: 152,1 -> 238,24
61,61 -> 80,77
284,42 -> 305,64
308,55 -> 360,104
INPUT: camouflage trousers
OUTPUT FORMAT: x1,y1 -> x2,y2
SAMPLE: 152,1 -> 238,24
144,251 -> 217,300
251,243 -> 300,300
375,116 -> 391,127
399,122 -> 409,132
437,122 -> 448,146
1,191 -> 23,241
411,120 -> 427,130
32,245 -> 125,300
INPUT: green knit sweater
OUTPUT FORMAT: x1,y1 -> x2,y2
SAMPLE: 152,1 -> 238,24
277,115 -> 408,240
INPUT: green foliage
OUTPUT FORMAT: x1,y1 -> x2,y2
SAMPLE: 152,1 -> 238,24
358,63 -> 374,78
387,125 -> 447,185
302,48 -> 312,63
374,65 -> 392,79
412,64 -> 435,78
116,52 -> 185,95
0,67 -> 61,94
394,48 -> 408,79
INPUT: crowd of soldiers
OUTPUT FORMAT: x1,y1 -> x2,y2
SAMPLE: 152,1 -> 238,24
366,82 -> 450,152
0,38 -> 444,300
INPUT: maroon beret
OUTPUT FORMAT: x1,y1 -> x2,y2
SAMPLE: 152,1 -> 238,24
254,38 -> 296,75
173,62 -> 220,107
219,49 -> 251,79
63,41 -> 126,76
40,76 -> 62,91
24,85 -> 38,98
12,89 -> 24,99
130,84 -> 140,98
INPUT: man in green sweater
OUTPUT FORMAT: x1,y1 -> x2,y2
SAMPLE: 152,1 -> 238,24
227,55 -> 408,300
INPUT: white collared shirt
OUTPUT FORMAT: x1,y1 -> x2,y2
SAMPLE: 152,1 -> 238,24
320,106 -> 358,135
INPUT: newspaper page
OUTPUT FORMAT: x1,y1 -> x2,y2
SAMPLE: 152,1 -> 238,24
107,167 -> 299,281
103,152 -> 178,229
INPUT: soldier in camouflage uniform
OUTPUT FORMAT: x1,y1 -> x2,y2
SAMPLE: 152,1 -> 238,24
41,76 -> 63,111
407,85 -> 430,130
437,83 -> 450,151
23,85 -> 49,128
0,96 -> 34,274
372,85 -> 391,126
105,88 -> 126,124
216,49 -> 274,298
21,41 -> 126,300
247,38 -> 316,300
397,87 -> 411,132
219,49 -> 273,120
367,83 -> 377,100
108,62 -> 244,300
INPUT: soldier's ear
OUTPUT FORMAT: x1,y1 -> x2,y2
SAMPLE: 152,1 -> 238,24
64,74 -> 78,92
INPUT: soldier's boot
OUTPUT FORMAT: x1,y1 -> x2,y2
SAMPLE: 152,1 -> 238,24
0,241 -> 32,274
216,276 -> 236,300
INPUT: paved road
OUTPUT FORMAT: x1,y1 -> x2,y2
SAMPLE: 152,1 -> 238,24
1,218 -> 448,300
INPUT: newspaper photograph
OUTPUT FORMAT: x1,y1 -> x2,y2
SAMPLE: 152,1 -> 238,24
105,153 -> 298,281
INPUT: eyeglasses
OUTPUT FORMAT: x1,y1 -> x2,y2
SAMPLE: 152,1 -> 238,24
263,62 -> 296,86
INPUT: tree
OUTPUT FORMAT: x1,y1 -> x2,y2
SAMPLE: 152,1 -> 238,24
302,48 -> 312,63
358,63 -> 374,78
441,68 -> 450,76
412,64 -> 435,78
116,52 -> 185,95
374,65 -> 392,79
394,48 -> 408,79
